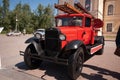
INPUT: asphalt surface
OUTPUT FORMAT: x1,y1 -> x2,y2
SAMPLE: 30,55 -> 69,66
0,34 -> 120,80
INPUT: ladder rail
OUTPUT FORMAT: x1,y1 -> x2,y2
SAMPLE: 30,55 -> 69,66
55,2 -> 81,14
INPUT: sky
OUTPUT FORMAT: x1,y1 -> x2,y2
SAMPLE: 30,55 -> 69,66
0,0 -> 58,11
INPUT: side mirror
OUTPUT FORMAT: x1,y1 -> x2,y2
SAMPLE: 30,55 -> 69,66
93,19 -> 103,28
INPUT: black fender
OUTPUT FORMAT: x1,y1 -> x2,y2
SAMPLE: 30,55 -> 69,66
25,37 -> 44,55
64,40 -> 91,62
25,37 -> 39,43
65,40 -> 85,50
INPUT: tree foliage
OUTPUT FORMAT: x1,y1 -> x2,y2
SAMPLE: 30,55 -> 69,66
0,0 -> 55,33
0,6 -> 3,27
2,0 -> 9,17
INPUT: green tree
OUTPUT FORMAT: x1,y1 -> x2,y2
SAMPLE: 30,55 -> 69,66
2,0 -> 9,17
2,0 -> 10,32
36,4 -> 54,29
12,3 -> 22,31
8,11 -> 16,31
37,4 -> 44,16
0,1 -> 55,33
0,5 -> 3,26
37,4 -> 44,29
21,4 -> 33,33
30,12 -> 39,30
43,4 -> 54,28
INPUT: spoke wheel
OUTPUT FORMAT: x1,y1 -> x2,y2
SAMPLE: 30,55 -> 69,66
24,44 -> 42,69
68,47 -> 84,80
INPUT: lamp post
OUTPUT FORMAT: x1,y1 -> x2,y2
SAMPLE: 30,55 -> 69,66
15,16 -> 18,31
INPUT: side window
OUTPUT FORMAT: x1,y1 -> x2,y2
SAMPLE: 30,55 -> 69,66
57,19 -> 62,26
85,17 -> 91,27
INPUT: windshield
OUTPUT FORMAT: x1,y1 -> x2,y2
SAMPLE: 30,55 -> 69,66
56,16 -> 83,27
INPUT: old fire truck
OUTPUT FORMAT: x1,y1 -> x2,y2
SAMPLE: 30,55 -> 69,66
20,2 -> 104,80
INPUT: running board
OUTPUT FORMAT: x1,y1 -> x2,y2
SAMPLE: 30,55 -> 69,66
90,44 -> 103,55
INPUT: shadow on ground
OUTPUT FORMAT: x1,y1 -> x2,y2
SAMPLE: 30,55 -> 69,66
82,64 -> 120,80
15,61 -> 71,80
15,62 -> 120,80
15,62 -> 29,70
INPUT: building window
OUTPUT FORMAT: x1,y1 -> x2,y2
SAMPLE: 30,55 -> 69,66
107,23 -> 112,32
85,0 -> 91,11
108,5 -> 113,15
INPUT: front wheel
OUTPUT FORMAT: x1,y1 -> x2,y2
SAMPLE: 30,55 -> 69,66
24,44 -> 42,69
68,47 -> 84,80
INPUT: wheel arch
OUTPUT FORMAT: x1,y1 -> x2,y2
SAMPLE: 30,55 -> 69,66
64,40 -> 85,50
25,37 -> 44,55
25,37 -> 39,43
61,40 -> 88,60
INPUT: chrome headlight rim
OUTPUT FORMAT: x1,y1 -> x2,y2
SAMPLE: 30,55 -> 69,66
34,33 -> 42,39
59,34 -> 66,41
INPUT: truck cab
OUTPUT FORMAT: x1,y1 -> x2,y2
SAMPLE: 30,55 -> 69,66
55,13 -> 94,46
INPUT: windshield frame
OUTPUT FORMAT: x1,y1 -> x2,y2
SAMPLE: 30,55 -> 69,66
56,16 -> 83,27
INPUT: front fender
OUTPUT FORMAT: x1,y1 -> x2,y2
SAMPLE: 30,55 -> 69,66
25,37 -> 44,55
64,40 -> 90,62
25,37 -> 39,43
65,40 -> 84,50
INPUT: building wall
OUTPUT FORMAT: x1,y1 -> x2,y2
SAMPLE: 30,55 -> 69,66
103,0 -> 120,35
98,0 -> 104,20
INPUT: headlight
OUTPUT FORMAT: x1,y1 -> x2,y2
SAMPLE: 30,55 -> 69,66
34,33 -> 42,39
59,34 -> 66,40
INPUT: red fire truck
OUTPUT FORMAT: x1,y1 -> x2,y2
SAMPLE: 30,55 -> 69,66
21,2 -> 104,80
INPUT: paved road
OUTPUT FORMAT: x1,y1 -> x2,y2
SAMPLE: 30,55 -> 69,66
0,34 -> 120,80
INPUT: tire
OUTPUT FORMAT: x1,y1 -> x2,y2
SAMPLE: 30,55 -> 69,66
95,36 -> 104,55
68,47 -> 84,80
24,44 -> 42,69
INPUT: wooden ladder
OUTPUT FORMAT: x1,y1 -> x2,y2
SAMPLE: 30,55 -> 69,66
55,2 -> 94,18
55,2 -> 81,14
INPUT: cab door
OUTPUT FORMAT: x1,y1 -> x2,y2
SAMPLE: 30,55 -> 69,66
83,17 -> 94,45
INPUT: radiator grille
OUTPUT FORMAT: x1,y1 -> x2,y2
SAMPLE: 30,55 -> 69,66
45,28 -> 61,52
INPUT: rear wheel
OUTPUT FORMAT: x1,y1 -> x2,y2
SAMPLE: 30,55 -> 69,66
68,47 -> 84,80
24,44 -> 42,69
